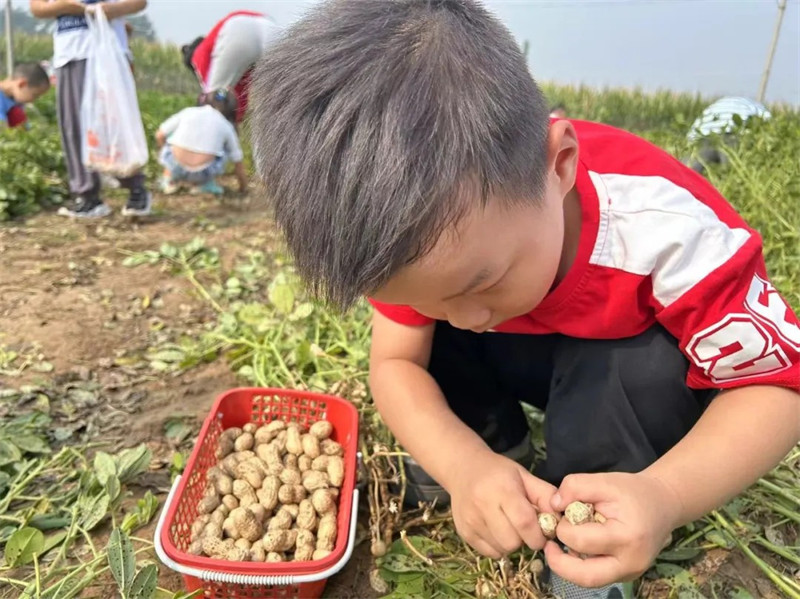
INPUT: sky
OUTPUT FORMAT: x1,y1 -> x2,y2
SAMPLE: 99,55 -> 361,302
16,0 -> 800,104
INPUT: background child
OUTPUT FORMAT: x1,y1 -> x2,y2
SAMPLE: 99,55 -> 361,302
181,10 -> 282,125
30,0 -> 151,218
155,89 -> 247,196
0,62 -> 51,129
249,1 -> 800,597
684,96 -> 771,175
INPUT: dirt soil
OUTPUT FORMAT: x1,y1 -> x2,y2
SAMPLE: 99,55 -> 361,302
0,190 -> 377,599
0,190 -> 783,599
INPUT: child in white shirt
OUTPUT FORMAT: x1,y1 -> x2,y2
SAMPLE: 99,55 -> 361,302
156,89 -> 247,196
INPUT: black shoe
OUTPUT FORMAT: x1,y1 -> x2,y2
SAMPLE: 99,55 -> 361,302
396,432 -> 537,507
57,197 -> 111,219
122,190 -> 152,217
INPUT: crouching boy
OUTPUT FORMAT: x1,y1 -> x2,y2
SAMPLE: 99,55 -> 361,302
248,1 -> 800,596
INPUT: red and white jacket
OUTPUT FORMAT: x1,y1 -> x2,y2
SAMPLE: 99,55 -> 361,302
370,120 -> 800,392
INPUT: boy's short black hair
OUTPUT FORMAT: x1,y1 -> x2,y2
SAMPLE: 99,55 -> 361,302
181,36 -> 204,72
251,0 -> 550,309
13,62 -> 50,89
200,88 -> 238,123
550,103 -> 566,112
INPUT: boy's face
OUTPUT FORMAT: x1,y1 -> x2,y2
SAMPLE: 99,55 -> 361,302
11,79 -> 49,104
373,122 -> 580,332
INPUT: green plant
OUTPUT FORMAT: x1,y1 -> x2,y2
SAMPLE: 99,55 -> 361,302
0,125 -> 66,221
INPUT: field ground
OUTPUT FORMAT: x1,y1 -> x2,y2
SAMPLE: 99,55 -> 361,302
1,184 -> 796,599
0,188 -> 376,598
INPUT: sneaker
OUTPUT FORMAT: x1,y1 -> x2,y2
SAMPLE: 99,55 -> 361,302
159,176 -> 179,195
190,180 -> 224,196
122,191 -> 152,217
396,432 -> 537,507
57,197 -> 111,219
547,568 -> 634,599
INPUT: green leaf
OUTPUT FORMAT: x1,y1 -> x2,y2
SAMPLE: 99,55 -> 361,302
149,360 -> 170,372
116,445 -> 152,482
289,302 -> 315,321
164,418 -> 193,444
122,254 -> 147,267
728,588 -> 755,599
94,451 -> 117,486
237,303 -> 272,326
379,553 -> 427,573
106,475 -> 121,502
107,528 -> 136,596
149,349 -> 185,363
4,527 -> 44,567
378,569 -> 425,584
294,340 -> 313,369
268,274 -> 295,314
41,530 -> 68,556
705,530 -> 734,549
0,439 -> 22,466
28,514 -> 70,531
237,364 -> 255,381
655,562 -> 686,579
128,564 -> 158,599
384,574 -> 425,598
13,435 -> 51,454
159,242 -> 179,259
658,547 -> 702,561
79,492 -> 110,531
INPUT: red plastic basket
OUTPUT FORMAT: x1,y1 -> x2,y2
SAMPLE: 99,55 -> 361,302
154,388 -> 360,598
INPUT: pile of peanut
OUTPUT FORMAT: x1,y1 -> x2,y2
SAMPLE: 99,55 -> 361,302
187,419 -> 345,562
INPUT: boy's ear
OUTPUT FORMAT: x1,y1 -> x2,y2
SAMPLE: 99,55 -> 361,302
546,120 -> 579,195
16,78 -> 29,90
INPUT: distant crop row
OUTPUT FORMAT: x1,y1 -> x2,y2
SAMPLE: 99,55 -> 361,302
0,33 -> 198,94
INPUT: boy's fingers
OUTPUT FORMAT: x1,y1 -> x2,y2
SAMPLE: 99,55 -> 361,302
458,513 -> 505,559
467,529 -> 503,560
552,473 -> 616,510
543,541 -> 621,588
518,469 -> 558,512
555,521 -> 624,556
490,507 -> 524,555
501,494 -> 546,550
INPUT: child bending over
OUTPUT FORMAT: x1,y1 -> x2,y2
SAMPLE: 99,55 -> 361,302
155,89 -> 247,196
0,62 -> 51,129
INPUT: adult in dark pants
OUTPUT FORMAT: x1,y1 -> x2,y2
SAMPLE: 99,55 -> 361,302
30,0 -> 152,218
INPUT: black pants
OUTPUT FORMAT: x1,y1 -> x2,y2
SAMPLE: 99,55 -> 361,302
428,322 -> 717,486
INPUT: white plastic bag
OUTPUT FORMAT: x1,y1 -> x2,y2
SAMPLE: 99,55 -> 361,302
81,7 -> 148,177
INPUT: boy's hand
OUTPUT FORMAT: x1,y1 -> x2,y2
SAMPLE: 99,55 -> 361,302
448,448 -> 557,559
544,472 -> 681,587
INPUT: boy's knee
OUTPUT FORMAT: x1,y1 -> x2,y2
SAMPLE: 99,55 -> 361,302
540,327 -> 709,483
